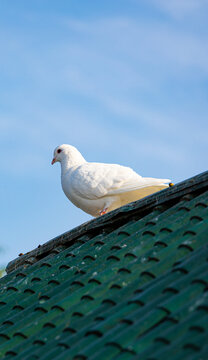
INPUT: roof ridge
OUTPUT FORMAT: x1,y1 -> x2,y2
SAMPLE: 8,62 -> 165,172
6,170 -> 208,274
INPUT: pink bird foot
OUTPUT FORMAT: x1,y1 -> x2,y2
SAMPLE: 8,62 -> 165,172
99,208 -> 108,216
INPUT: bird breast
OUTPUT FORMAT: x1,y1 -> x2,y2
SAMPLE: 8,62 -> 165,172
61,173 -> 113,217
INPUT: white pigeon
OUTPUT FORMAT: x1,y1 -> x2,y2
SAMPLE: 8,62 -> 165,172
51,144 -> 172,217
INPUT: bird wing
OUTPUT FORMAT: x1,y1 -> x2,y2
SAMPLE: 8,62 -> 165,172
70,162 -> 170,200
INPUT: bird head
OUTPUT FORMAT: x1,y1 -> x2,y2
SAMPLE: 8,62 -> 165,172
51,144 -> 65,165
51,144 -> 86,167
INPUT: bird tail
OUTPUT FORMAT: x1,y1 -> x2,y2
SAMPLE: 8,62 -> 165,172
143,177 -> 171,187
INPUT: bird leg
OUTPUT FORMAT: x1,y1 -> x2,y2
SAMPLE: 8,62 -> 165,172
99,207 -> 108,216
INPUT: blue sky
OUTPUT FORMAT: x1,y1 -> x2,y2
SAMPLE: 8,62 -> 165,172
1,0 -> 208,267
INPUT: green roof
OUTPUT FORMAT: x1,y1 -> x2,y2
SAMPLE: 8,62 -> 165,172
1,171 -> 208,360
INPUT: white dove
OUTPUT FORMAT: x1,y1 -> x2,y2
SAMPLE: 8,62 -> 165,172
51,144 -> 172,217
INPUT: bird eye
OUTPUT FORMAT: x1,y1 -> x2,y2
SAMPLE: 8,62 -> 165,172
57,149 -> 62,154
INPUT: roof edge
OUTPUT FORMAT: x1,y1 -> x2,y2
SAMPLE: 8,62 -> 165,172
6,170 -> 208,274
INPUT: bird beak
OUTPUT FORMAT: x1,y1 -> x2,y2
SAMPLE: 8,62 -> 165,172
51,158 -> 56,165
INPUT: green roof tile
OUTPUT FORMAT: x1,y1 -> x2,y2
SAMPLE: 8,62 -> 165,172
1,171 -> 208,359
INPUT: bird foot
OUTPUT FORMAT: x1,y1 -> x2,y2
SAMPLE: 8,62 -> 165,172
99,208 -> 108,216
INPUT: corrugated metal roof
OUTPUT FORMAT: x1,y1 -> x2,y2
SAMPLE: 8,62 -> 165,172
1,171 -> 208,359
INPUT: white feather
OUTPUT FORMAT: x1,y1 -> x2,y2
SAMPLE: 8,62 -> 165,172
52,144 -> 171,217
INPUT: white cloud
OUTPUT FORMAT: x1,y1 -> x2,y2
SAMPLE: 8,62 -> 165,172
0,12 -> 207,179
63,16 -> 208,75
150,0 -> 208,18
